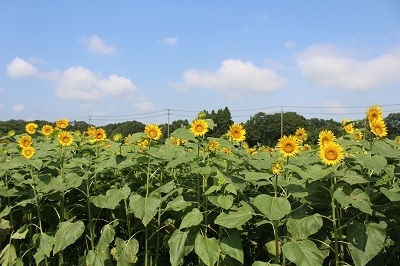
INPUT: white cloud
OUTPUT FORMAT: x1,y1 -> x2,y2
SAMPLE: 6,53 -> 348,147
80,35 -> 115,55
134,101 -> 155,112
97,74 -> 136,98
55,67 -> 137,101
12,104 -> 24,112
55,66 -> 101,101
157,36 -> 178,46
170,59 -> 287,97
322,99 -> 347,115
6,57 -> 38,78
296,44 -> 400,90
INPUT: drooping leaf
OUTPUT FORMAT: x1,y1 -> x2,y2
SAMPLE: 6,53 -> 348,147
217,195 -> 234,210
221,235 -> 244,264
252,261 -> 280,266
0,243 -> 17,266
111,237 -> 139,265
380,187 -> 400,202
92,186 -> 131,210
53,220 -> 85,254
33,232 -> 54,264
287,214 -> 323,240
88,224 -> 116,265
333,188 -> 372,214
129,194 -> 161,226
355,154 -> 387,173
214,208 -> 252,228
168,229 -> 192,266
347,221 -> 387,266
11,224 -> 29,239
0,206 -> 11,219
180,208 -> 203,229
194,234 -> 220,266
282,240 -> 325,266
165,195 -> 192,211
253,194 -> 291,221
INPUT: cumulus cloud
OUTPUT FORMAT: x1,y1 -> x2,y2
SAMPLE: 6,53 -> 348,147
134,101 -> 156,112
284,41 -> 296,49
80,35 -> 115,55
296,44 -> 400,90
55,66 -> 137,101
157,36 -> 178,46
12,104 -> 24,112
170,59 -> 287,97
6,57 -> 38,78
322,99 -> 348,115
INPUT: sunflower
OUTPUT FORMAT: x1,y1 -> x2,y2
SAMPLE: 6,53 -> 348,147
271,162 -> 283,175
112,133 -> 123,142
8,130 -> 15,137
276,135 -> 300,157
190,119 -> 209,137
21,146 -> 35,159
318,130 -> 336,146
342,119 -> 354,134
302,144 -> 312,151
144,124 -> 162,140
139,139 -> 149,149
56,118 -> 69,129
295,127 -> 308,141
369,119 -> 388,138
93,128 -> 107,141
25,123 -> 38,134
208,140 -> 220,152
221,147 -> 232,155
319,141 -> 344,166
366,105 -> 383,123
58,131 -> 74,146
41,125 -> 53,137
355,131 -> 363,141
227,123 -> 246,142
18,135 -> 32,148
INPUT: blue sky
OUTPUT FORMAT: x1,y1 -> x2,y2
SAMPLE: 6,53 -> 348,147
1,1 -> 400,126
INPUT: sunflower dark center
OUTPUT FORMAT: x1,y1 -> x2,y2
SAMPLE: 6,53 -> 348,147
325,148 -> 337,160
284,142 -> 295,153
196,125 -> 203,132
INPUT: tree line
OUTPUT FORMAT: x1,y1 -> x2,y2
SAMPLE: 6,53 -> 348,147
1,107 -> 399,146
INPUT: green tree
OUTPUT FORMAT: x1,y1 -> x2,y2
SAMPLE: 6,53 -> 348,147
204,107 -> 233,138
384,112 -> 400,139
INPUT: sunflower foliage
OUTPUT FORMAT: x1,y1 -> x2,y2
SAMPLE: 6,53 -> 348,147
0,107 -> 400,266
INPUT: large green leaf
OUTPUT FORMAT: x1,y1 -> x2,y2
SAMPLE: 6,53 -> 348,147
33,232 -> 54,264
282,240 -> 324,266
86,224 -> 116,265
111,237 -> 139,265
129,194 -> 161,226
11,224 -> 28,240
195,234 -> 220,266
347,221 -> 386,266
0,243 -> 17,266
253,194 -> 291,220
180,208 -> 203,229
214,207 -> 252,228
92,186 -> 131,210
355,154 -> 387,173
333,188 -> 372,214
221,235 -> 244,264
217,195 -> 234,210
287,214 -> 323,240
53,220 -> 85,254
252,262 -> 280,266
168,229 -> 195,266
380,187 -> 400,202
165,195 -> 192,211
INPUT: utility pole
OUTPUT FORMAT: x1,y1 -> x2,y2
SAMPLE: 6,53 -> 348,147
167,109 -> 171,137
280,106 -> 283,138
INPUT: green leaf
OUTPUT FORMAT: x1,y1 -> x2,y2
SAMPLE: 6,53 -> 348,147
29,159 -> 42,170
0,243 -> 17,266
214,208 -> 252,228
380,187 -> 400,201
221,235 -> 244,264
0,206 -> 11,219
253,194 -> 291,220
333,188 -> 372,214
53,220 -> 85,254
165,195 -> 192,211
168,230 -> 192,266
180,208 -> 203,229
111,237 -> 139,265
92,186 -> 131,210
194,234 -> 220,266
339,170 -> 371,185
347,221 -> 387,266
244,171 -> 272,182
11,224 -> 29,239
287,214 -> 323,240
129,194 -> 161,226
33,232 -> 54,264
252,262 -> 280,266
282,240 -> 325,266
95,224 -> 115,262
355,154 -> 387,173
217,195 -> 234,210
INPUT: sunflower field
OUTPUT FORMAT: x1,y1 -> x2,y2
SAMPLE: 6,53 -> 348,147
1,105 -> 400,266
